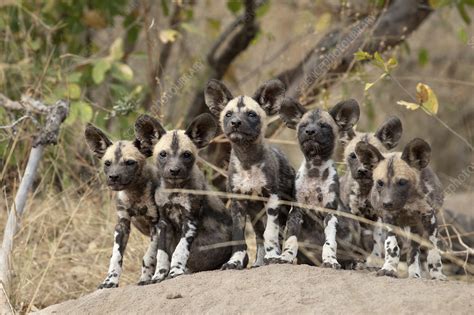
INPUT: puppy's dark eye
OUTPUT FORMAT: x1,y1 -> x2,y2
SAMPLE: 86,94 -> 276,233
398,179 -> 408,186
349,152 -> 357,160
104,160 -> 112,167
182,151 -> 193,159
247,111 -> 257,118
125,160 -> 137,166
225,111 -> 232,118
377,180 -> 384,187
159,151 -> 167,158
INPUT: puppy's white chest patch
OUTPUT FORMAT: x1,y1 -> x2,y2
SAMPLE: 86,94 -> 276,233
231,158 -> 267,195
295,160 -> 336,207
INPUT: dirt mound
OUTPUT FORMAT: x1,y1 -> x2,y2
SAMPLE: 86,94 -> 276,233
38,265 -> 473,314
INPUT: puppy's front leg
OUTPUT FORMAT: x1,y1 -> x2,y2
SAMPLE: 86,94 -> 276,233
407,226 -> 421,279
99,217 -> 131,289
263,194 -> 282,263
169,218 -> 198,278
422,210 -> 447,280
365,217 -> 385,270
138,223 -> 159,285
322,198 -> 341,269
272,206 -> 303,264
151,219 -> 172,283
222,200 -> 248,270
377,215 -> 399,277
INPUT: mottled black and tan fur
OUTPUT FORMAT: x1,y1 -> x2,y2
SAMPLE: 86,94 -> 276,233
277,97 -> 361,268
356,138 -> 446,280
339,117 -> 403,269
85,125 -> 160,288
204,79 -> 295,269
134,113 -> 233,282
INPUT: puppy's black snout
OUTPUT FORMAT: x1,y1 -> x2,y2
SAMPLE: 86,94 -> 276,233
357,169 -> 368,177
305,127 -> 316,135
383,201 -> 393,209
170,168 -> 181,176
231,119 -> 241,128
108,175 -> 119,182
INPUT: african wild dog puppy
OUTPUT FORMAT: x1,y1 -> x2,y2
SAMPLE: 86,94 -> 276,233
356,138 -> 447,280
204,79 -> 295,269
85,125 -> 160,288
339,117 -> 403,269
277,97 -> 361,268
134,113 -> 233,282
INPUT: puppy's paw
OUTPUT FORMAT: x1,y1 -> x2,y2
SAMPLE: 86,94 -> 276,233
321,261 -> 342,269
150,268 -> 169,283
98,273 -> 119,289
431,273 -> 447,281
221,261 -> 244,270
137,280 -> 155,286
168,266 -> 185,278
322,258 -> 341,270
98,281 -> 118,289
376,268 -> 398,278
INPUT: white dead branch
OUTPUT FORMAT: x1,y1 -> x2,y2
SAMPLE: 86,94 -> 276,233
0,95 -> 69,306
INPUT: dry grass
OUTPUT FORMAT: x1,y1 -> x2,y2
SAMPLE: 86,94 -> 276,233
1,181 -> 473,313
0,180 -> 261,312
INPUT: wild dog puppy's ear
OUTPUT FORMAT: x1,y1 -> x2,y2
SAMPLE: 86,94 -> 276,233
279,97 -> 307,129
185,113 -> 217,149
355,142 -> 384,170
329,99 -> 360,131
375,116 -> 403,150
134,114 -> 167,157
401,138 -> 431,170
253,79 -> 286,116
204,79 -> 234,117
85,124 -> 112,159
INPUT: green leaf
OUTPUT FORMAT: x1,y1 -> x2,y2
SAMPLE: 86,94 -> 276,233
458,28 -> 468,44
65,101 -> 93,125
354,50 -> 372,61
109,38 -> 124,61
256,1 -> 271,18
315,13 -> 332,32
373,51 -> 386,71
181,23 -> 200,35
67,72 -> 83,83
457,3 -> 471,24
227,0 -> 242,14
159,29 -> 180,43
65,83 -> 81,99
29,37 -> 42,51
113,63 -> 134,81
92,58 -> 112,84
465,0 -> 474,6
206,18 -> 221,33
418,49 -> 429,66
161,0 -> 170,16
386,57 -> 398,71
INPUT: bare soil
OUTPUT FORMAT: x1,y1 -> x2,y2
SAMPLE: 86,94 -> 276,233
38,264 -> 473,315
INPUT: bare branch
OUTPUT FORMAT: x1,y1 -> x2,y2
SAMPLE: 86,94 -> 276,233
186,0 -> 260,121
279,0 -> 433,99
